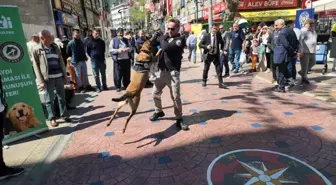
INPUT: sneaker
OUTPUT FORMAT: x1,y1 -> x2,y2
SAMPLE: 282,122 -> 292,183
149,111 -> 165,121
85,85 -> 95,91
78,86 -> 86,93
273,87 -> 285,93
50,120 -> 58,127
102,86 -> 109,91
301,78 -> 310,85
176,118 -> 189,131
96,88 -> 102,93
60,117 -> 72,123
202,82 -> 207,87
0,167 -> 24,180
116,88 -> 121,92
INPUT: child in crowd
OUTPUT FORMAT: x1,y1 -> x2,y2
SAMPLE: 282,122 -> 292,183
250,39 -> 259,72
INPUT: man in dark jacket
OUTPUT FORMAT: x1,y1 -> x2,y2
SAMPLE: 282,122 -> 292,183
87,30 -> 107,92
219,24 -> 231,77
67,30 -> 94,93
149,19 -> 188,131
199,25 -> 226,88
273,19 -> 299,92
0,75 -> 24,180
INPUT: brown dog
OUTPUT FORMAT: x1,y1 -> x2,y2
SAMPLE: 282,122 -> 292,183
7,102 -> 41,132
107,40 -> 160,133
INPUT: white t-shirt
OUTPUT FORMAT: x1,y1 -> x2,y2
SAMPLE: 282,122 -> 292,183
0,98 -> 4,113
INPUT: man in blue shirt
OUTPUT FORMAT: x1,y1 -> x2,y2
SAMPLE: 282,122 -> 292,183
187,31 -> 197,63
230,23 -> 246,73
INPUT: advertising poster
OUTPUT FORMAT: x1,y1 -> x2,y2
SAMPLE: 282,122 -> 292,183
191,24 -> 202,55
295,8 -> 315,29
0,5 -> 48,144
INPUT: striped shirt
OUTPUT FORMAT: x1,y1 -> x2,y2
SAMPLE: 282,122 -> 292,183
43,45 -> 63,78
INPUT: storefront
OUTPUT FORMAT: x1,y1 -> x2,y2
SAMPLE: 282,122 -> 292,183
53,0 -> 86,38
203,2 -> 226,21
238,0 -> 299,23
55,10 -> 77,39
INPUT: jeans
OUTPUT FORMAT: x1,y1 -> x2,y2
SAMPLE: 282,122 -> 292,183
152,70 -> 182,119
220,53 -> 229,75
232,50 -> 242,71
188,45 -> 196,63
276,62 -> 289,90
73,61 -> 90,88
91,61 -> 107,89
44,77 -> 68,121
287,57 -> 297,80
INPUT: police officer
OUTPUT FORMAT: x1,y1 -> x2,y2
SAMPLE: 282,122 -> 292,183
149,18 -> 188,131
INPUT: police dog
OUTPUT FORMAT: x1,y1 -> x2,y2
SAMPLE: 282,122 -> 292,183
107,40 -> 160,133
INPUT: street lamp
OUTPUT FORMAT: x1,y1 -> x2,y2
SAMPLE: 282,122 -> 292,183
118,6 -> 128,29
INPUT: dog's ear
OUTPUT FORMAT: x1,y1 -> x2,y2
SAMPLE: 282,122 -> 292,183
28,105 -> 34,115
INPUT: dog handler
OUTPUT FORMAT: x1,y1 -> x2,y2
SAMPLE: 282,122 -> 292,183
149,18 -> 189,131
0,75 -> 25,180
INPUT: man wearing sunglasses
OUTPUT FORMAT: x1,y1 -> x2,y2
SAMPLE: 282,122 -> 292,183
149,18 -> 188,131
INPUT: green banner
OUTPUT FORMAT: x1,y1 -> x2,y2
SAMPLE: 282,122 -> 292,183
0,5 -> 48,144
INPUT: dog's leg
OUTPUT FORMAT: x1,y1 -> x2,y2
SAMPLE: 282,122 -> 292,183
122,96 -> 140,133
107,100 -> 128,127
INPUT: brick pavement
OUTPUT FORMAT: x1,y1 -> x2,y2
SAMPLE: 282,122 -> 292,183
3,52 -> 335,185
38,54 -> 336,185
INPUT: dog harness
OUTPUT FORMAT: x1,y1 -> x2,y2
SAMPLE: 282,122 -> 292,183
132,61 -> 151,73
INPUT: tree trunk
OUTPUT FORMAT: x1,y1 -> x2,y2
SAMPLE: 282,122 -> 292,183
224,0 -> 239,21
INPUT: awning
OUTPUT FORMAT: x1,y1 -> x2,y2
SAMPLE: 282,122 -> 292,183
240,9 -> 299,22
309,0 -> 336,12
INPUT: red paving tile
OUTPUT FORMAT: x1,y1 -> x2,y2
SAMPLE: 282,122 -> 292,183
46,58 -> 336,185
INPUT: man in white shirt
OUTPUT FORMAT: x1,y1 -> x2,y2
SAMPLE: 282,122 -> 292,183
0,75 -> 24,180
109,28 -> 132,92
298,19 -> 317,84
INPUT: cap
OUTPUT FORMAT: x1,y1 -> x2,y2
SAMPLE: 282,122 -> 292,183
117,28 -> 124,33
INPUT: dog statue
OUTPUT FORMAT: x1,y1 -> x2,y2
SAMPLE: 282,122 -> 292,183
107,39 -> 161,133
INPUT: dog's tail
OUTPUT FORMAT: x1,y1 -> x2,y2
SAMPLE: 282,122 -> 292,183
112,93 -> 134,102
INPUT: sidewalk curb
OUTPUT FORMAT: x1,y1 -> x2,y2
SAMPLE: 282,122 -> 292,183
254,74 -> 336,105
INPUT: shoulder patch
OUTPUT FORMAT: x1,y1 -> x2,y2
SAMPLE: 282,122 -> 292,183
176,40 -> 182,46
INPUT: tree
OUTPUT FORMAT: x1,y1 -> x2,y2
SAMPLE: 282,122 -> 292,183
129,0 -> 146,30
223,0 -> 240,21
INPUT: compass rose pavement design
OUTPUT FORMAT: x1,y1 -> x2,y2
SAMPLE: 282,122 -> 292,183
207,149 -> 332,185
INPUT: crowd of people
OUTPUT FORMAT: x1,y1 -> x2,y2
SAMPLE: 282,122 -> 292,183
186,18 -> 336,92
1,17 -> 335,181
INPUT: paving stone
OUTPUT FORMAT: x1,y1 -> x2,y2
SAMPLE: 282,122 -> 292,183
311,125 -> 324,131
40,55 -> 336,185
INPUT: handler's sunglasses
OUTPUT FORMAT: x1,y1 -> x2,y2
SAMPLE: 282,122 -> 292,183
167,27 -> 175,31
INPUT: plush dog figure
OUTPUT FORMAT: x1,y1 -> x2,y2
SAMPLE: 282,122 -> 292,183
107,40 -> 161,133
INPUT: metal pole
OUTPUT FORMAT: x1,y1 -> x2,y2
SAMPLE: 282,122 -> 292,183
195,0 -> 198,23
208,0 -> 212,32
99,0 -> 105,40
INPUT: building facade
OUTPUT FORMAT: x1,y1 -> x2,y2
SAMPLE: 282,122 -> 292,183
2,0 -> 56,40
110,3 -> 131,30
